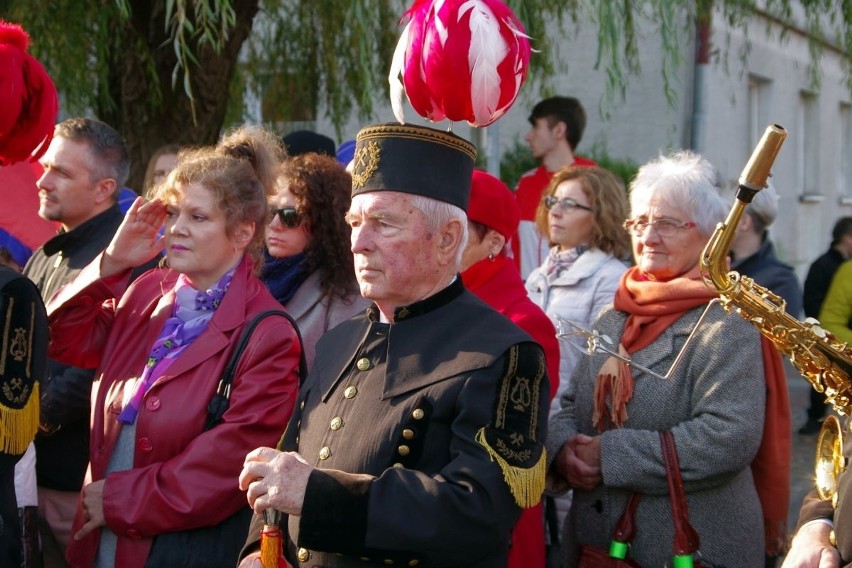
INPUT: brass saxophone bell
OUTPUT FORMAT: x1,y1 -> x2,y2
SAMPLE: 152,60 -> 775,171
815,415 -> 846,504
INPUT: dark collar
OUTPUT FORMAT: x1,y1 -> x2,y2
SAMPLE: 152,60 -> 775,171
366,276 -> 465,323
42,205 -> 122,257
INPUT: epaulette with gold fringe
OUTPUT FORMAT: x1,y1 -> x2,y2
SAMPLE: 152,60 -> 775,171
0,271 -> 47,455
476,343 -> 547,509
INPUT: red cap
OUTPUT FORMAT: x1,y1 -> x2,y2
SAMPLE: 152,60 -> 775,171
0,20 -> 58,166
467,169 -> 520,239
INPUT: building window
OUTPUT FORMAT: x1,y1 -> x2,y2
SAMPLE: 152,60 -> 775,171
798,90 -> 820,197
747,75 -> 771,149
840,103 -> 852,202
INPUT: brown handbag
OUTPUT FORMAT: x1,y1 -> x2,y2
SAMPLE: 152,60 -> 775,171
576,431 -> 721,568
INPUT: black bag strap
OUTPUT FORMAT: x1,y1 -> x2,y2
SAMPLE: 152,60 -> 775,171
204,309 -> 306,431
544,495 -> 561,546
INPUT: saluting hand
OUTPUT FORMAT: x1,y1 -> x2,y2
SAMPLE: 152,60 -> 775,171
101,197 -> 167,277
239,447 -> 312,517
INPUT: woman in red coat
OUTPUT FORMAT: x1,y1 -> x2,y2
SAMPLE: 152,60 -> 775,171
461,169 -> 560,568
47,126 -> 302,568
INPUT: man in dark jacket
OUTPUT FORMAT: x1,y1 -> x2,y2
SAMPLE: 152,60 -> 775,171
798,216 -> 852,435
731,183 -> 803,318
238,123 -> 550,568
24,117 -> 155,567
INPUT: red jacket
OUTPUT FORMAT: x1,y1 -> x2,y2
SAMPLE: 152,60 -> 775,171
48,255 -> 301,568
461,254 -> 560,568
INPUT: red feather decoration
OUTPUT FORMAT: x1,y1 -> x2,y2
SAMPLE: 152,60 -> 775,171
390,0 -> 530,127
0,20 -> 58,166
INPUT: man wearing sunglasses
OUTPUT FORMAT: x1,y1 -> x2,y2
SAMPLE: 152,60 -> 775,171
513,96 -> 597,280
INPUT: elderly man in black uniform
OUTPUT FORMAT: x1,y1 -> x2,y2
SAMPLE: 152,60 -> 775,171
238,123 -> 550,568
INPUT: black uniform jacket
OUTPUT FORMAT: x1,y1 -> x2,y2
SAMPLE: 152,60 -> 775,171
243,279 -> 550,567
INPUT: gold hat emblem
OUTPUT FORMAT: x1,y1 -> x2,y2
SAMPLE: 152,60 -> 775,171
351,141 -> 381,190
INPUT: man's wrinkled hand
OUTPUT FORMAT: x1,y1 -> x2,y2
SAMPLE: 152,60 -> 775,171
781,521 -> 840,568
240,447 -> 312,516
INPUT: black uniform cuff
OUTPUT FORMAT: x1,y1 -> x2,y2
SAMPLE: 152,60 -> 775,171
298,468 -> 371,552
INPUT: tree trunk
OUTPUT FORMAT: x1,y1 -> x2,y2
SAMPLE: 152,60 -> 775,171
101,0 -> 261,192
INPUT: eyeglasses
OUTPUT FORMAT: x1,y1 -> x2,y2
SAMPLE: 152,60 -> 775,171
622,217 -> 697,237
268,206 -> 302,228
544,196 -> 592,212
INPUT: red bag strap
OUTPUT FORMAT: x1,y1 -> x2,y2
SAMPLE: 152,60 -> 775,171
612,492 -> 641,542
660,430 -> 701,555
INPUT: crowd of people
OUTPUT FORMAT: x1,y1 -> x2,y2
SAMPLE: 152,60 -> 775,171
2,83 -> 852,568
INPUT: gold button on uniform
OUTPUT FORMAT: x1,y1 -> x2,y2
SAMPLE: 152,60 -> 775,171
319,446 -> 331,460
297,548 -> 310,562
330,416 -> 343,430
344,386 -> 358,399
402,428 -> 414,440
412,408 -> 424,420
356,357 -> 371,371
409,561 -> 420,567
398,445 -> 410,456
393,462 -> 404,468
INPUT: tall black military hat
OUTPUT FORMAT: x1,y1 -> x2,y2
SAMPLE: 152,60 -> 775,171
350,123 -> 476,211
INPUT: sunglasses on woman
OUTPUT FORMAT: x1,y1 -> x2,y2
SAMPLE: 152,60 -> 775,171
268,206 -> 302,228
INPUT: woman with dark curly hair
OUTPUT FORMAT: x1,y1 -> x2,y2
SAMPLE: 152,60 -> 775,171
263,153 -> 369,368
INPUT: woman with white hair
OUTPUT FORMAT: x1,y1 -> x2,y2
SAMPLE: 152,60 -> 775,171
546,151 -> 771,567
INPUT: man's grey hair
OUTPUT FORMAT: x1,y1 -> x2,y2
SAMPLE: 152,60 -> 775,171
628,150 -> 728,237
54,117 -> 130,187
409,194 -> 469,270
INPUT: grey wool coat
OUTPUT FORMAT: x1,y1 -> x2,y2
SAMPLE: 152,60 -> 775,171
547,301 -> 766,568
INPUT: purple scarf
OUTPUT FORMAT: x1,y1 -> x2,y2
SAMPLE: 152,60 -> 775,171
118,268 -> 236,424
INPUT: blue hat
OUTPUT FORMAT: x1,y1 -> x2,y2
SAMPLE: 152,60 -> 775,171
336,139 -> 356,166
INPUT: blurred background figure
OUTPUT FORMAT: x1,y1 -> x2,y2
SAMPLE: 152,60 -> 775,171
281,130 -> 335,158
460,169 -> 560,568
547,151 -> 783,567
730,183 -> 803,318
799,216 -> 852,435
818,260 -> 852,345
50,126 -> 302,568
262,153 -> 368,369
142,144 -> 180,198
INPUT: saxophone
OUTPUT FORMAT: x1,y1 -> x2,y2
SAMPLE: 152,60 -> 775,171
699,124 -> 852,504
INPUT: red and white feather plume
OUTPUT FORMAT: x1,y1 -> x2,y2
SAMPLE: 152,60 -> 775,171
390,0 -> 531,128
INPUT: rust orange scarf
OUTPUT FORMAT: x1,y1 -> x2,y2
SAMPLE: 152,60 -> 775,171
592,266 -> 716,429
